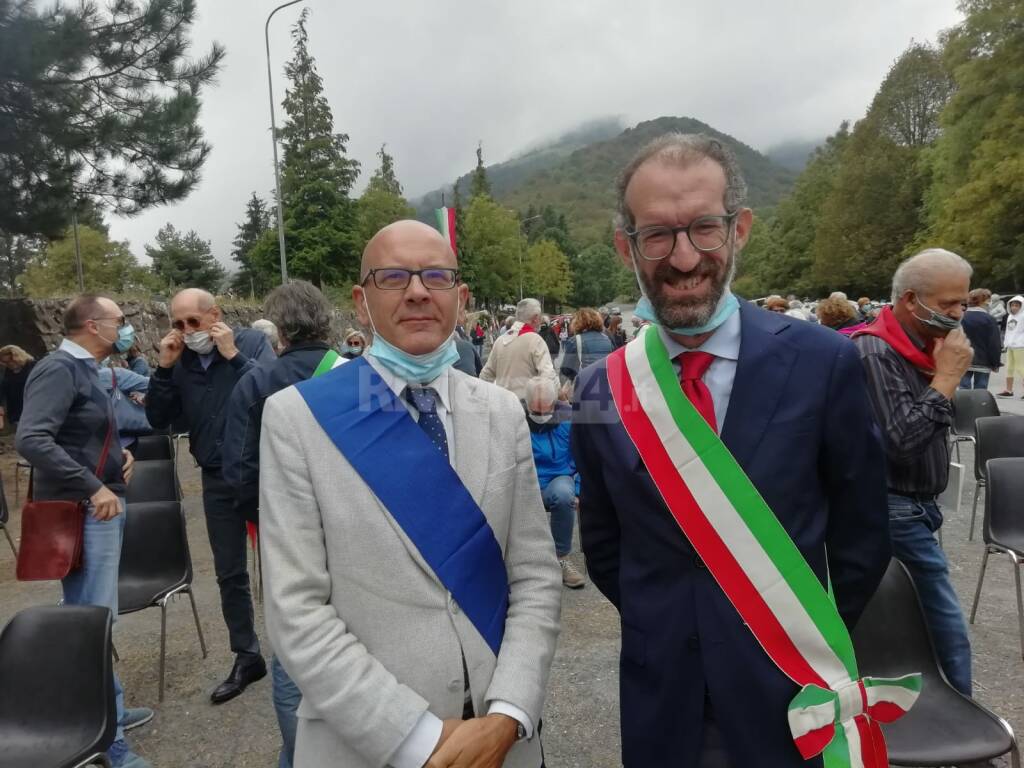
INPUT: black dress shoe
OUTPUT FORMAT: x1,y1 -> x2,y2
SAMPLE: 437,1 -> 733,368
210,655 -> 267,704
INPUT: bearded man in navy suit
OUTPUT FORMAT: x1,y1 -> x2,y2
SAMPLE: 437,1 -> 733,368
571,134 -> 891,767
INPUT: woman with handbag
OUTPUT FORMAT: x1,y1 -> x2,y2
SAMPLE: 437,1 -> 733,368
15,294 -> 153,768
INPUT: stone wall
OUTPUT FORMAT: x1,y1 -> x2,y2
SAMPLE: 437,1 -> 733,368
0,298 -> 361,364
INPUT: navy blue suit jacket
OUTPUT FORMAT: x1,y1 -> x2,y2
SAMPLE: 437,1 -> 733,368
570,301 -> 890,767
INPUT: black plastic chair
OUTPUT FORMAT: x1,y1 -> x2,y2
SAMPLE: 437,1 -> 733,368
0,605 -> 116,768
118,501 -> 207,701
852,559 -> 1020,767
970,415 -> 1024,541
130,434 -> 172,462
124,459 -> 179,505
970,456 -> 1024,661
951,388 -> 1000,461
0,472 -> 16,556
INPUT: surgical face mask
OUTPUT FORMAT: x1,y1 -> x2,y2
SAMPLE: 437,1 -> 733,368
184,330 -> 215,355
362,297 -> 460,383
528,410 -> 554,424
96,321 -> 135,354
344,344 -> 364,357
912,298 -> 961,333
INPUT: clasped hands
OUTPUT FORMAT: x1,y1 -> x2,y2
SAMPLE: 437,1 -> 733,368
424,713 -> 518,768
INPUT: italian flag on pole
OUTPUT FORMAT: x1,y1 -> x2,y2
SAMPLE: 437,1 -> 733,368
435,207 -> 457,254
606,325 -> 921,767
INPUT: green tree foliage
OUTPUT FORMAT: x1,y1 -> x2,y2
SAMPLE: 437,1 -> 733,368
231,193 -> 273,296
20,225 -> 157,296
451,178 -> 467,257
571,243 -> 625,307
925,0 -> 1024,287
357,145 -> 415,245
275,9 -> 361,286
0,0 -> 224,238
470,142 -> 491,199
522,205 -> 576,257
462,196 -> 519,305
524,239 -> 572,308
0,233 -> 39,296
145,223 -> 225,291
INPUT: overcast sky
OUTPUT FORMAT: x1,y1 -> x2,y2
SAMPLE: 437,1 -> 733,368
106,0 -> 964,268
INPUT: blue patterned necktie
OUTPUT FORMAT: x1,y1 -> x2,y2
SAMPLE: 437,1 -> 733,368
406,387 -> 449,461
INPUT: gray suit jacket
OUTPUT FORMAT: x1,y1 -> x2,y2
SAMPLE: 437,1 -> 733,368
259,364 -> 562,768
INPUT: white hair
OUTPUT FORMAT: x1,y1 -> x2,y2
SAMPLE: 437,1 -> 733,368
525,375 -> 558,405
829,291 -> 848,301
251,318 -> 280,349
891,248 -> 973,304
516,298 -> 542,323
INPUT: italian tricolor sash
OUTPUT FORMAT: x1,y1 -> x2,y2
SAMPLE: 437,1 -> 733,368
606,325 -> 920,767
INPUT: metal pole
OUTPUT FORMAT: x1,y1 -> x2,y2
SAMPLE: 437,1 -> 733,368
265,0 -> 305,285
71,204 -> 84,292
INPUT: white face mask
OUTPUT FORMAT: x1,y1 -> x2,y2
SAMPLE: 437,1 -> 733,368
184,330 -> 215,355
528,410 -> 554,424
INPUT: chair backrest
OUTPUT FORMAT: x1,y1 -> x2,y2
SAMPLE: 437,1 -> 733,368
125,459 -> 179,504
973,415 -> 1024,481
0,472 -> 8,526
984,457 -> 1024,551
0,605 -> 116,764
118,501 -> 192,612
952,389 -> 1000,439
852,559 -> 946,685
131,434 -> 173,462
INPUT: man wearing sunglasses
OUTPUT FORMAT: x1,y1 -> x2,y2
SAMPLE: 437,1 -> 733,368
258,220 -> 561,768
571,134 -> 891,767
145,288 -> 275,705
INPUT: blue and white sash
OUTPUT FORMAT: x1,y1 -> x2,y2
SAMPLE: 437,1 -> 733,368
294,356 -> 509,655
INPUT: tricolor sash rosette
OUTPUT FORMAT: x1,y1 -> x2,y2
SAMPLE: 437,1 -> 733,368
606,325 -> 920,767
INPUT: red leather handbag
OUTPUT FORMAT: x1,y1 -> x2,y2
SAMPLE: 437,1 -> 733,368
15,416 -> 115,581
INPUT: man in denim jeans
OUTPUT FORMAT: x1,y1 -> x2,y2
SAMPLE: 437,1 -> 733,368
854,249 -> 975,696
17,294 -> 153,768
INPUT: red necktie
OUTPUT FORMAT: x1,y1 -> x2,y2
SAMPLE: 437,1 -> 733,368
679,351 -> 718,433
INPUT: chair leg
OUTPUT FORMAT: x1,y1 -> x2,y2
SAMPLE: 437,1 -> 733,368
186,588 -> 208,658
112,642 -> 120,663
970,482 -> 983,541
2,524 -> 16,556
1012,552 -> 1024,661
954,439 -> 961,463
159,600 -> 168,702
971,547 -> 991,623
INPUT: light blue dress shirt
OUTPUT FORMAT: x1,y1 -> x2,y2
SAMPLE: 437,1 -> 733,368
656,307 -> 742,430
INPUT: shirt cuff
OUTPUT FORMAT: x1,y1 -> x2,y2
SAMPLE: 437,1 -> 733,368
228,352 -> 250,371
487,700 -> 534,739
153,365 -> 174,380
389,711 -> 443,768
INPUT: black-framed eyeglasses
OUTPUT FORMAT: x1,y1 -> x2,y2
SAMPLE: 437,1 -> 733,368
361,267 -> 459,291
625,213 -> 738,261
91,315 -> 126,328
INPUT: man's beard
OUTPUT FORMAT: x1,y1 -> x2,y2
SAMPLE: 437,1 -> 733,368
639,246 -> 736,329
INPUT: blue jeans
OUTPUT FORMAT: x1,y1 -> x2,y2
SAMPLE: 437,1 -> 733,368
542,476 -> 576,557
960,370 -> 991,389
62,501 -> 127,742
272,655 -> 301,768
887,494 -> 972,695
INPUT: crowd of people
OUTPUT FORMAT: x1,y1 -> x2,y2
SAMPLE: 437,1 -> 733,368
2,131 -> 1015,767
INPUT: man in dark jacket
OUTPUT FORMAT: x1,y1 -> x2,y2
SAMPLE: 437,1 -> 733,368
146,287 -> 275,705
960,288 -> 1002,389
222,280 -> 339,768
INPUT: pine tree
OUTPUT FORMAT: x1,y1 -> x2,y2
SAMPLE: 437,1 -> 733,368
276,8 -> 361,286
0,0 -> 224,239
231,194 -> 273,296
470,142 -> 492,199
357,147 -> 415,244
146,224 -> 226,291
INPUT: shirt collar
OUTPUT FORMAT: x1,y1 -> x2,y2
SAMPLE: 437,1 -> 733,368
59,338 -> 96,361
365,356 -> 452,413
657,305 -> 742,362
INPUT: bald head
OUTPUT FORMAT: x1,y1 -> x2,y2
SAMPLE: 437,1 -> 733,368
361,220 -> 455,275
171,287 -> 216,314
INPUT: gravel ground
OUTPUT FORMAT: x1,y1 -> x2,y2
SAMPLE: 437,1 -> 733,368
0,365 -> 1022,767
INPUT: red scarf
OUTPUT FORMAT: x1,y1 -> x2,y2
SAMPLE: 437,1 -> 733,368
518,324 -> 536,336
853,306 -> 935,374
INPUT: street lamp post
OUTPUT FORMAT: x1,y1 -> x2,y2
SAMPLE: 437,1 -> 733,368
265,0 -> 305,285
518,214 -> 543,301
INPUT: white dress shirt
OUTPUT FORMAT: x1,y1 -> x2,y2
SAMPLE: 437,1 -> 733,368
656,306 -> 742,430
365,357 -> 532,768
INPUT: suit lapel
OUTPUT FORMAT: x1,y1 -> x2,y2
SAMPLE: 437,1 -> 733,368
720,302 -> 799,469
450,371 -> 489,505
